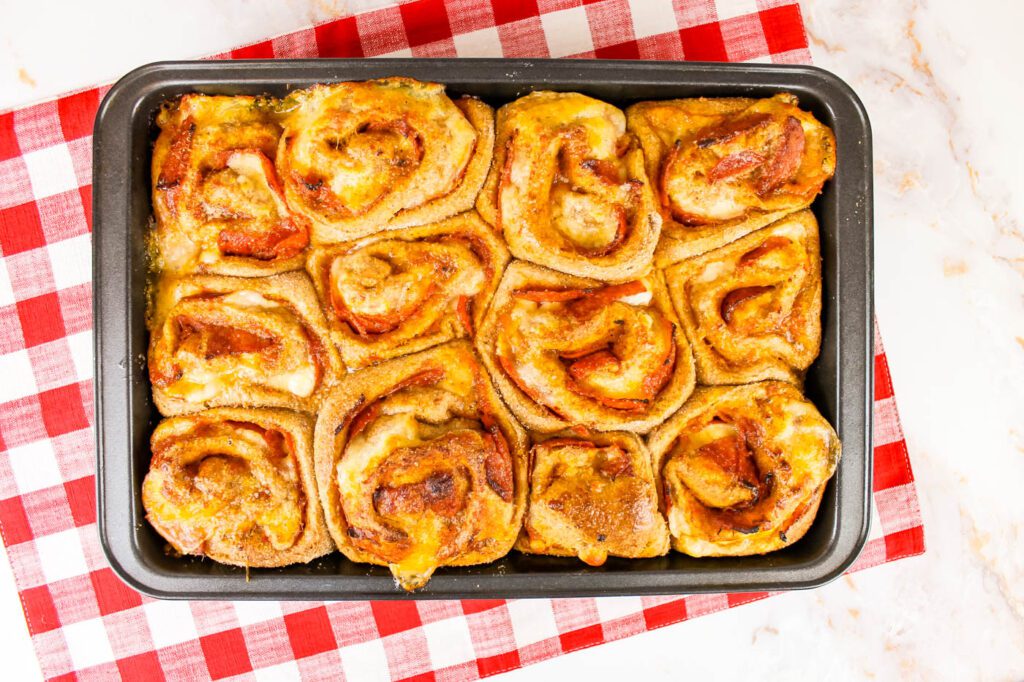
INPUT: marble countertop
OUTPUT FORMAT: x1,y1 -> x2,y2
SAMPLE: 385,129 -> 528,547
1,0 -> 1021,678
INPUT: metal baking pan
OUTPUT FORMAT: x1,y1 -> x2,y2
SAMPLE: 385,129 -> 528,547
94,59 -> 873,600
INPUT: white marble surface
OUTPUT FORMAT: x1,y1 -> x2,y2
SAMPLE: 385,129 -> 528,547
2,0 -> 1023,679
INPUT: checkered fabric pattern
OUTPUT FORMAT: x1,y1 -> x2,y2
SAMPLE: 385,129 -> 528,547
0,1 -> 924,679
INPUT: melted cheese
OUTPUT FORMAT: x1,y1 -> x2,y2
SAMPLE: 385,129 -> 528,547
220,290 -> 280,309
163,289 -> 318,401
617,286 -> 652,307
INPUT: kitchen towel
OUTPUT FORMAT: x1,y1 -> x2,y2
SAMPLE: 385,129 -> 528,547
0,1 -> 924,679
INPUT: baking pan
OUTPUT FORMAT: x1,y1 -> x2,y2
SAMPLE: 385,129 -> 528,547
94,59 -> 873,600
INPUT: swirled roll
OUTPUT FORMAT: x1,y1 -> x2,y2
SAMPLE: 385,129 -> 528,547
306,211 -> 509,368
664,210 -> 821,385
142,409 -> 333,567
647,382 -> 841,556
627,94 -> 835,266
476,261 -> 695,434
148,272 -> 343,415
277,79 -> 494,244
313,341 -> 527,591
476,92 -> 661,281
517,430 -> 669,565
152,94 -> 310,276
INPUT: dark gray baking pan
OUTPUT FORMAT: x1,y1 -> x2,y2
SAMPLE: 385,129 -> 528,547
93,59 -> 873,600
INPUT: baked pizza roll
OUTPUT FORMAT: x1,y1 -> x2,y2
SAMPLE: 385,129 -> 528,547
517,430 -> 669,566
627,93 -> 835,266
313,341 -> 528,591
306,211 -> 509,369
152,94 -> 310,276
476,261 -> 695,434
142,409 -> 333,567
148,272 -> 343,415
647,382 -> 841,557
665,210 -> 822,385
277,78 -> 493,244
477,91 -> 661,281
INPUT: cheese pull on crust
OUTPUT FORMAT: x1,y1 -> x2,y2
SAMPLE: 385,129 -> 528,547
476,261 -> 695,434
141,409 -> 333,567
148,272 -> 343,416
647,382 -> 841,557
665,210 -> 822,385
313,341 -> 527,591
307,212 -> 509,369
627,93 -> 835,266
517,430 -> 669,565
477,91 -> 661,281
277,79 -> 494,244
152,94 -> 310,276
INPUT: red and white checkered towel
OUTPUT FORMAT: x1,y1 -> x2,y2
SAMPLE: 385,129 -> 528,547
0,1 -> 924,679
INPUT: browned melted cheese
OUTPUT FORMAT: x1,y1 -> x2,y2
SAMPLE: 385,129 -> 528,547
631,93 -> 835,228
659,382 -> 840,556
333,356 -> 517,591
277,78 -> 479,238
307,213 -> 508,369
494,277 -> 675,417
142,418 -> 305,562
523,433 -> 668,565
329,238 -> 483,335
152,95 -> 308,273
483,91 -> 660,279
149,290 -> 321,404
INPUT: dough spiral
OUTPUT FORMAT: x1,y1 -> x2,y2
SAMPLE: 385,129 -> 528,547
277,78 -> 494,244
148,272 -> 343,415
142,408 -> 332,567
518,429 -> 669,565
152,94 -> 309,276
647,382 -> 841,556
665,210 -> 822,385
477,91 -> 661,281
627,93 -> 835,265
306,211 -> 508,368
313,341 -> 527,591
476,261 -> 695,434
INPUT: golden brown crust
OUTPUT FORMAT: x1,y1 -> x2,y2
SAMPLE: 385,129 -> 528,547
475,261 -> 696,434
142,408 -> 334,567
385,97 -> 495,233
277,80 -> 494,244
148,272 -> 344,415
646,382 -> 841,557
151,94 -> 309,277
313,341 -> 528,591
477,92 -> 661,281
626,94 -> 835,266
664,210 -> 822,385
517,429 -> 669,565
306,211 -> 510,369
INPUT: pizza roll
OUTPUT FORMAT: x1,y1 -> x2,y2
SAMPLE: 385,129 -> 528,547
476,261 -> 695,434
148,272 -> 343,415
517,429 -> 669,565
647,382 -> 841,556
306,211 -> 509,368
664,210 -> 822,385
152,94 -> 309,276
142,408 -> 333,567
627,94 -> 835,265
277,78 -> 494,244
477,91 -> 661,281
313,341 -> 528,591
